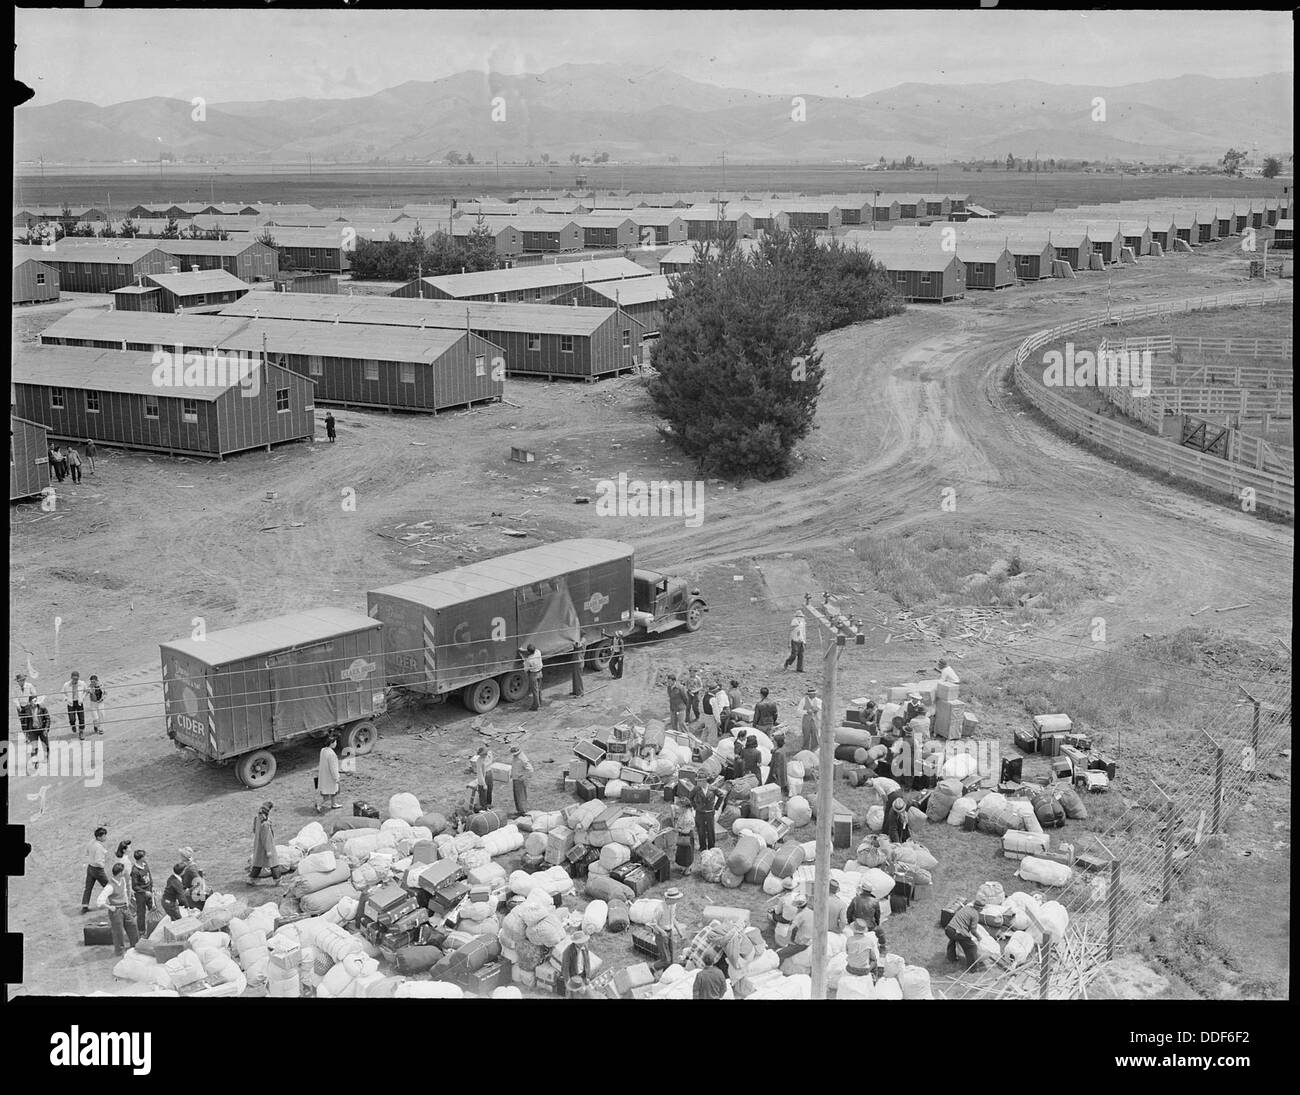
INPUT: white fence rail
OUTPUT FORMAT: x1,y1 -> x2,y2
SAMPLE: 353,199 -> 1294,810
1013,289 -> 1295,516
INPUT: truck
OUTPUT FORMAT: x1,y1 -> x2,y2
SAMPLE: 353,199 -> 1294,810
367,538 -> 705,714
160,608 -> 386,788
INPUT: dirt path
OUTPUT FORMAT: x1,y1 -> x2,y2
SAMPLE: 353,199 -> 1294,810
8,248 -> 1291,995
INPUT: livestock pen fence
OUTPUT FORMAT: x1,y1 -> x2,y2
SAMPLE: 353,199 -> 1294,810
1011,288 -> 1295,516
940,671 -> 1292,1000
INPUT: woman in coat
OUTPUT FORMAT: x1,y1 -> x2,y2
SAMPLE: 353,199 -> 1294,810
673,791 -> 697,874
316,734 -> 341,813
248,801 -> 284,883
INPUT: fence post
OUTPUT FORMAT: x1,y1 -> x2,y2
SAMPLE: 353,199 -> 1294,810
1107,858 -> 1121,959
1250,699 -> 1261,781
1039,939 -> 1052,1000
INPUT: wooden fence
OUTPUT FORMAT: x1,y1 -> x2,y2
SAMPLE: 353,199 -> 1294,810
1014,289 -> 1295,516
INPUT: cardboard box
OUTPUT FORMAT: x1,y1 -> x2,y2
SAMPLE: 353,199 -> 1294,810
961,712 -> 979,738
935,681 -> 961,703
163,916 -> 202,944
749,783 -> 782,809
932,699 -> 966,740
545,826 -> 575,865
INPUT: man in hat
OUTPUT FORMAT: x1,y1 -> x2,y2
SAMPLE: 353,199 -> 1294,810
85,674 -> 106,736
519,644 -> 543,710
798,684 -> 822,753
765,728 -> 789,792
690,776 -> 720,852
130,848 -> 155,938
685,667 -> 703,723
903,691 -> 927,727
783,609 -> 806,672
845,918 -> 882,977
886,795 -> 912,844
62,670 -> 89,740
937,657 -> 960,686
14,671 -> 37,735
568,641 -> 585,698
248,801 -> 284,884
945,898 -> 984,967
559,931 -> 592,997
667,672 -> 688,733
826,878 -> 850,932
509,745 -> 534,816
768,876 -> 799,928
776,895 -> 816,963
847,882 -> 885,949
472,744 -> 494,810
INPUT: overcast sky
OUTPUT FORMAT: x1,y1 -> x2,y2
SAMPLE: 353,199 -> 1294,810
15,9 -> 1294,107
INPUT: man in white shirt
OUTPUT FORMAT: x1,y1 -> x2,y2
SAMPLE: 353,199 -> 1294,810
63,670 -> 89,739
937,658 -> 961,686
14,672 -> 37,734
798,685 -> 823,752
473,745 -> 495,810
509,745 -> 535,815
81,825 -> 111,912
783,609 -> 807,672
519,645 -> 544,711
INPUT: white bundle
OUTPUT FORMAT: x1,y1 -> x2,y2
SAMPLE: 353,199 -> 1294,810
524,832 -> 548,858
452,831 -> 482,854
761,873 -> 785,896
351,864 -> 381,890
298,850 -> 337,875
874,977 -> 903,1001
530,811 -> 563,833
461,915 -> 501,938
604,779 -> 626,800
458,848 -> 492,871
592,759 -> 622,780
1016,857 -> 1073,888
785,796 -> 812,827
381,817 -> 413,838
1007,799 -> 1041,834
714,738 -> 736,761
731,818 -> 778,845
1028,900 -> 1069,944
481,824 -> 524,857
1003,931 -> 1035,966
517,888 -> 556,925
980,792 -> 1009,815
290,821 -> 329,855
275,845 -> 303,870
112,952 -> 171,988
164,950 -> 208,989
397,981 -> 464,999
509,869 -> 538,897
748,973 -> 812,1001
974,926 -> 1001,964
459,901 -> 496,923
343,831 -> 384,859
491,986 -> 524,999
859,867 -> 896,900
333,895 -> 360,922
197,949 -> 244,986
600,843 -> 631,871
940,753 -> 978,780
369,852 -> 395,875
534,865 -> 574,897
653,756 -> 678,778
188,931 -> 230,953
947,797 -> 977,827
609,821 -> 648,848
388,793 -> 423,823
836,972 -> 877,1001
581,899 -> 609,935
629,898 -> 665,926
787,760 -> 805,780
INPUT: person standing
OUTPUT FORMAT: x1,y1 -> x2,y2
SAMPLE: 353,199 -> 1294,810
49,444 -> 65,483
248,802 -> 284,884
686,668 -> 703,723
673,790 -> 696,874
63,670 -> 88,739
84,438 -> 97,473
161,862 -> 191,921
847,884 -> 885,949
130,849 -> 155,938
66,446 -> 82,484
85,674 -> 106,735
798,684 -> 822,753
766,730 -> 789,792
316,734 -> 341,813
519,644 -> 543,710
845,918 -> 882,978
324,411 -> 337,443
569,641 -> 585,698
100,863 -> 140,956
14,671 -> 37,737
690,778 -> 719,852
608,633 -> 625,680
712,680 -> 733,737
666,673 -> 688,734
945,900 -> 983,967
752,687 -> 778,732
177,847 -> 206,905
783,609 -> 806,672
740,735 -> 762,780
509,745 -> 534,816
472,744 -> 494,810
80,825 -> 111,912
826,878 -> 849,932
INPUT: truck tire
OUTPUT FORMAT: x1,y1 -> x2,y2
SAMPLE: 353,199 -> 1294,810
345,721 -> 377,756
585,639 -> 614,672
498,671 -> 528,703
236,749 -> 277,788
462,678 -> 501,714
684,600 -> 705,632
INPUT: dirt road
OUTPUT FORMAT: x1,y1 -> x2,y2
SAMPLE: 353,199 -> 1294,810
8,245 -> 1291,995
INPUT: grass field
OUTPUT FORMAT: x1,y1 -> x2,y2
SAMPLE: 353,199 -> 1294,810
12,166 -> 1291,216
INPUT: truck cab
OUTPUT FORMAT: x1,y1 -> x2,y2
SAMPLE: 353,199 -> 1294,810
633,568 -> 707,635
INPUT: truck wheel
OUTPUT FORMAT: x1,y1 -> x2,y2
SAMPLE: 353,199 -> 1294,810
684,601 -> 705,632
346,721 -> 376,756
498,672 -> 528,703
236,749 -> 277,788
462,678 -> 501,714
585,640 -> 614,672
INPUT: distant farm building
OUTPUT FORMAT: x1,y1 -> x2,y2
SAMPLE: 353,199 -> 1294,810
13,251 -> 59,304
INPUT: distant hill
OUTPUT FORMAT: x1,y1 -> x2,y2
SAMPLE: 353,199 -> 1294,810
14,64 -> 1293,165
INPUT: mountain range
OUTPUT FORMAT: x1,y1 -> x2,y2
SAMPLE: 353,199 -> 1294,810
14,64 -> 1293,165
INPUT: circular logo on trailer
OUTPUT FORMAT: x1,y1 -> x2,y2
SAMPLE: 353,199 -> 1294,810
584,591 -> 610,616
341,658 -> 376,683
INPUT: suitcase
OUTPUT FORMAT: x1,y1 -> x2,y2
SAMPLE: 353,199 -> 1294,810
832,814 -> 853,850
939,900 -> 963,928
428,881 -> 470,916
1064,733 -> 1092,752
1089,755 -> 1118,780
631,924 -> 662,959
619,766 -> 648,785
153,941 -> 187,964
1013,728 -> 1038,754
576,779 -> 601,802
1040,733 -> 1064,758
1000,756 -> 1024,784
621,786 -> 653,804
610,863 -> 653,897
1050,757 -> 1073,780
416,861 -> 466,896
633,840 -> 670,876
365,883 -> 411,920
573,740 -> 606,765
466,960 -> 512,995
83,921 -> 114,947
662,781 -> 678,803
352,800 -> 381,819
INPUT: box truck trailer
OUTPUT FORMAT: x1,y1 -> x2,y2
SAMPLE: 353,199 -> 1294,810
160,608 -> 386,787
368,538 -> 705,713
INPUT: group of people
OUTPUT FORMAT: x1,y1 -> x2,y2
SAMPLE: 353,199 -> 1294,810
768,874 -> 889,974
14,669 -> 106,764
81,825 -> 208,956
515,634 -> 625,713
472,742 -> 535,815
47,440 -> 95,484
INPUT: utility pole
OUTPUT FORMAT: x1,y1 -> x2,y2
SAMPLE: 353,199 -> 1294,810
803,591 -> 865,1001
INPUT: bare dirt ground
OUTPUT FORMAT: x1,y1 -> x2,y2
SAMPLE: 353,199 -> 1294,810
8,244 -> 1291,997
